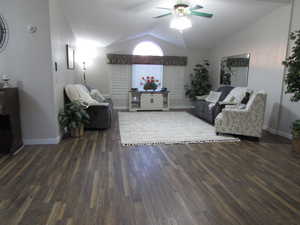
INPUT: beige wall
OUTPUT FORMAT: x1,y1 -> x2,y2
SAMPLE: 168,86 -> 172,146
0,0 -> 59,143
0,0 -> 79,144
49,0 -> 81,118
209,5 -> 292,134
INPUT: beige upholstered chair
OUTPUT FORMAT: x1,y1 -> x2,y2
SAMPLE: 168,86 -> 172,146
215,91 -> 267,138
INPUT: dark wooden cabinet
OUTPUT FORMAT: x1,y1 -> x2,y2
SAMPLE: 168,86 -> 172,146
0,88 -> 23,154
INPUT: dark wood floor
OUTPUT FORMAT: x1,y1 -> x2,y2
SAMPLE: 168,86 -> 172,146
1,111 -> 300,225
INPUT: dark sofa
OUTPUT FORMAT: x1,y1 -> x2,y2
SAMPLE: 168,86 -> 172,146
193,86 -> 234,124
64,86 -> 113,130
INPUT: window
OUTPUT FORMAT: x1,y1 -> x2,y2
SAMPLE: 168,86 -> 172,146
133,41 -> 163,56
132,42 -> 164,91
132,65 -> 163,91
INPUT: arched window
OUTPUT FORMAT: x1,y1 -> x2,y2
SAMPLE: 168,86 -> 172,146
132,42 -> 164,91
133,41 -> 164,56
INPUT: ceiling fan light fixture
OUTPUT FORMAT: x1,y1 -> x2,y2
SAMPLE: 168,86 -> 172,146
175,6 -> 187,17
170,16 -> 192,32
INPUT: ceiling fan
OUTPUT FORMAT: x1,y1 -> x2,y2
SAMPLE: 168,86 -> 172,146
153,1 -> 213,19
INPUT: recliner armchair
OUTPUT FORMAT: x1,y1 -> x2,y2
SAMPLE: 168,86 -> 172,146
215,91 -> 267,138
64,84 -> 113,130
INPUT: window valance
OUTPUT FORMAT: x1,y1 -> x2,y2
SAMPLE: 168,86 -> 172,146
107,54 -> 188,66
227,58 -> 250,67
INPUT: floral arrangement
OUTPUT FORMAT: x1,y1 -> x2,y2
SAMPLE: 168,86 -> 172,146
140,76 -> 161,91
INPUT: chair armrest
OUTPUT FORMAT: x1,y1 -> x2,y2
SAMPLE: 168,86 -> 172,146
196,95 -> 208,100
219,101 -> 238,106
87,104 -> 110,110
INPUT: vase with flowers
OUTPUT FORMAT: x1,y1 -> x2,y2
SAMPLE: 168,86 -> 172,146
140,76 -> 161,91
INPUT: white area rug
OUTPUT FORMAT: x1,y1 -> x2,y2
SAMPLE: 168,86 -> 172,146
119,112 -> 239,146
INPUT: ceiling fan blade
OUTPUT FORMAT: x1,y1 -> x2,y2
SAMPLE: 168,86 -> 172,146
153,13 -> 172,19
190,5 -> 203,11
191,11 -> 213,18
156,7 -> 172,11
127,0 -> 163,11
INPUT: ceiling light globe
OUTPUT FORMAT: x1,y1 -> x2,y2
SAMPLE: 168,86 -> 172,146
170,17 -> 192,32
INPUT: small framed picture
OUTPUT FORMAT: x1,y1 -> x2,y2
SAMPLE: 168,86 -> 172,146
66,44 -> 75,70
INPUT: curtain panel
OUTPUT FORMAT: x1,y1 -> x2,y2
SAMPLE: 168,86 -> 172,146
107,54 -> 188,66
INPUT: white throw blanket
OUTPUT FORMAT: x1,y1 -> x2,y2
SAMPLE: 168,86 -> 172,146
65,84 -> 109,107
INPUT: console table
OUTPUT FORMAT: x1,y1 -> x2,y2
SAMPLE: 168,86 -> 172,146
0,88 -> 23,155
129,91 -> 170,111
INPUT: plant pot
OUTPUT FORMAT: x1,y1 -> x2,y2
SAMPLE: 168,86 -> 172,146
292,136 -> 300,155
70,125 -> 84,138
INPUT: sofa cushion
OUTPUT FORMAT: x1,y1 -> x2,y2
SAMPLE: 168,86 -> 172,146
223,87 -> 249,104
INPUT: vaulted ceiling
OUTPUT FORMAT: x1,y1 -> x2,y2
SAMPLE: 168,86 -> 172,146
62,0 -> 290,49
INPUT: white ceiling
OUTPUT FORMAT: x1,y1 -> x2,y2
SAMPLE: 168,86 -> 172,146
62,0 -> 290,49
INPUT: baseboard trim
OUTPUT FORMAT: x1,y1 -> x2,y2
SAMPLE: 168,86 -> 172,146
114,105 -> 194,110
277,130 -> 292,140
264,126 -> 292,140
23,136 -> 61,145
171,105 -> 195,109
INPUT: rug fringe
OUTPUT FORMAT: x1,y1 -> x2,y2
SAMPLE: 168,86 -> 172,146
121,139 -> 240,147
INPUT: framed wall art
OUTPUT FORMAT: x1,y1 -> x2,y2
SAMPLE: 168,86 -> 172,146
66,44 -> 75,70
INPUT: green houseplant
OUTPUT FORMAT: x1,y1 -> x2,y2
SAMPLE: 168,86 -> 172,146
292,120 -> 300,137
185,60 -> 212,100
282,30 -> 300,154
58,101 -> 90,137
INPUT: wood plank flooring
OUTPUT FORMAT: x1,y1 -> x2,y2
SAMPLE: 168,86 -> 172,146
0,111 -> 300,225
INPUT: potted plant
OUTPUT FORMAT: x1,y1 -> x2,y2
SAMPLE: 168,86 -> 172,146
282,30 -> 300,155
185,60 -> 211,100
58,101 -> 90,138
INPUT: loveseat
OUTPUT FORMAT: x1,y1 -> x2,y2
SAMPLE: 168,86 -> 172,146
64,84 -> 113,129
193,86 -> 234,124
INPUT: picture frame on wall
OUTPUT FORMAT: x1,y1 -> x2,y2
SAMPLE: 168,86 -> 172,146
66,44 -> 75,70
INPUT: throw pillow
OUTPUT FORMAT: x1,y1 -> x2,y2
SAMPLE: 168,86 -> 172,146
90,89 -> 106,102
241,92 -> 252,104
205,91 -> 222,103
